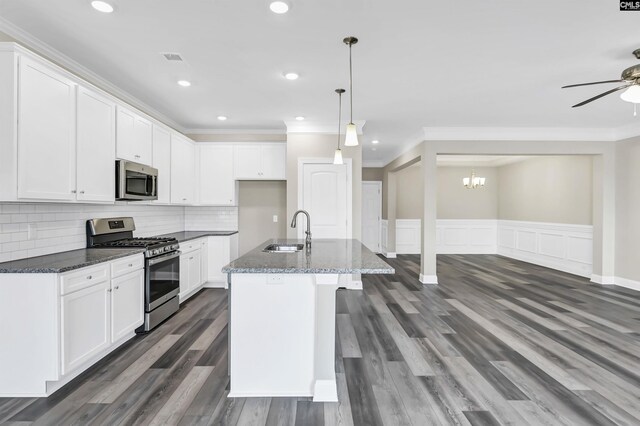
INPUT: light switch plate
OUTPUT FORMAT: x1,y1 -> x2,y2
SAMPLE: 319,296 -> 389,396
273,215 -> 278,223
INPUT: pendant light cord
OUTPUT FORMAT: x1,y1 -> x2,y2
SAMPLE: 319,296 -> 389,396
349,43 -> 354,124
337,91 -> 342,149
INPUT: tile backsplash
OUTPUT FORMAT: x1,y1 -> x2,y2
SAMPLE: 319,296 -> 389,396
0,203 -> 238,262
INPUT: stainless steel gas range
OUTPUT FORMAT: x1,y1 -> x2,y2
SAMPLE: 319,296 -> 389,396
87,217 -> 180,332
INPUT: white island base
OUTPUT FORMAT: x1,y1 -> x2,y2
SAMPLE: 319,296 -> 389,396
228,273 -> 340,402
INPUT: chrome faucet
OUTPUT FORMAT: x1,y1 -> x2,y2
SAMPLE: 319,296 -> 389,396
291,210 -> 312,247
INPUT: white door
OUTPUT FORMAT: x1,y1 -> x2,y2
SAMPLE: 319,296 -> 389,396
152,125 -> 171,204
188,250 -> 203,291
198,145 -> 235,205
302,163 -> 348,238
111,269 -> 144,342
362,182 -> 382,252
18,56 -> 76,201
76,86 -> 116,203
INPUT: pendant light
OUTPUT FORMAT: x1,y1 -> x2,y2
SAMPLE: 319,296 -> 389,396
343,36 -> 359,146
334,89 -> 345,165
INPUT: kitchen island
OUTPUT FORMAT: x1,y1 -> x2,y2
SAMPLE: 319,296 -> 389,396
222,239 -> 394,402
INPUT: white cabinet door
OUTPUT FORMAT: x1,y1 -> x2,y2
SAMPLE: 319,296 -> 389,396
234,145 -> 262,179
116,106 -> 152,164
261,144 -> 286,180
179,254 -> 189,300
111,269 -> 144,342
152,125 -> 171,204
133,116 -> 152,165
17,56 -> 76,201
200,238 -> 209,284
207,236 -> 230,284
171,135 -> 196,205
61,281 -> 110,375
116,106 -> 135,161
198,145 -> 235,205
76,86 -> 116,203
234,144 -> 286,180
188,250 -> 203,291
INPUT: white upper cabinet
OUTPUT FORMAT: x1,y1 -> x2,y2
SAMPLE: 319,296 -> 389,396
152,125 -> 171,204
234,143 -> 286,180
116,106 -> 152,165
76,86 -> 116,203
170,134 -> 196,205
197,144 -> 236,205
17,56 -> 77,201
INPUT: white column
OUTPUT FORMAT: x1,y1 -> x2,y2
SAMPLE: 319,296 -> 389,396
420,143 -> 438,284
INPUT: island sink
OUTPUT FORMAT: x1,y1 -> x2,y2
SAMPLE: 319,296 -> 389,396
262,243 -> 304,253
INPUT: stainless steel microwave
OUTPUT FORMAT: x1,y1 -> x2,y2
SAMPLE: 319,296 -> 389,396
116,160 -> 158,201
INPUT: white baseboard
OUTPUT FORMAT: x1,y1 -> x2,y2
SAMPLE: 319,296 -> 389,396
590,274 -> 616,285
382,252 -> 396,259
203,281 -> 226,289
613,276 -> 640,291
313,379 -> 338,402
419,274 -> 438,285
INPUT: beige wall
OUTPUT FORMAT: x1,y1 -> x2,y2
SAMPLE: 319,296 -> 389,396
615,136 -> 640,282
238,181 -> 287,255
438,166 -> 499,219
0,31 -> 15,42
286,133 -> 362,239
392,164 -> 499,220
188,133 -> 286,142
498,156 -> 593,225
363,167 -> 383,181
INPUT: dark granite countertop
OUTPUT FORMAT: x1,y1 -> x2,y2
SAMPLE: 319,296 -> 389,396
158,231 -> 238,243
0,248 -> 145,274
222,239 -> 394,274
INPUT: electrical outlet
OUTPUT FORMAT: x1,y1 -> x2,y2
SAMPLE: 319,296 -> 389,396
273,215 -> 278,223
267,275 -> 284,285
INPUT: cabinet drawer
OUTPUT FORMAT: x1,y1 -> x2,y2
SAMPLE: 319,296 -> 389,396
111,254 -> 144,279
60,264 -> 109,295
180,239 -> 202,254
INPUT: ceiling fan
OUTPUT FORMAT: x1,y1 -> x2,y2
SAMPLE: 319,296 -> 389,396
562,49 -> 640,108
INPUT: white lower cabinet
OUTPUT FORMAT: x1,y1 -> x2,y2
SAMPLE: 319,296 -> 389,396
206,234 -> 239,288
111,269 -> 144,342
179,241 -> 204,303
61,280 -> 111,375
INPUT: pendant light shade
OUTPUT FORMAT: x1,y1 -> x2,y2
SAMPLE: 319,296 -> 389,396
343,36 -> 359,146
620,85 -> 640,103
334,88 -> 345,165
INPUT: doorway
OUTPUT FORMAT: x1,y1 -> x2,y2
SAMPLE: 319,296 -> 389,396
361,181 -> 382,252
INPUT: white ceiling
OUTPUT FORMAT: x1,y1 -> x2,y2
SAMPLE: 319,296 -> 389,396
0,0 -> 639,164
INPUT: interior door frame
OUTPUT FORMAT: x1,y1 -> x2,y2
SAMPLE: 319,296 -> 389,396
362,180 -> 382,253
297,158 -> 353,239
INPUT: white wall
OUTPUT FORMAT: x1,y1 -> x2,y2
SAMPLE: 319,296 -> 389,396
0,203 -> 237,262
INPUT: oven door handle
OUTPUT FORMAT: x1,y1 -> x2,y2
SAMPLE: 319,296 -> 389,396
148,250 -> 182,266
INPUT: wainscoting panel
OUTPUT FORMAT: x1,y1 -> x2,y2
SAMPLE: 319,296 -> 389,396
396,219 -> 421,254
497,220 -> 593,277
436,220 -> 497,254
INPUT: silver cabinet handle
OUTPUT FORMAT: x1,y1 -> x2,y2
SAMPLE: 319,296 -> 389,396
189,256 -> 194,260
115,286 -> 119,290
107,288 -> 112,292
135,154 -> 140,158
128,263 -> 133,267
71,190 -> 77,194
79,190 -> 85,194
87,275 -> 92,280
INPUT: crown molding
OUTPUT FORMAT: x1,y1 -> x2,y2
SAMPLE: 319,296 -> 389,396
421,126 -> 617,142
0,17 -> 185,132
284,120 -> 366,134
614,121 -> 640,141
184,128 -> 286,135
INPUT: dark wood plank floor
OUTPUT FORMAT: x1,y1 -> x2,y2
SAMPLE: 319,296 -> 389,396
2,254 -> 640,425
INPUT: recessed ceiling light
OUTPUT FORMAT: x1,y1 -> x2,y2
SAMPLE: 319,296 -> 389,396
295,116 -> 305,121
177,80 -> 191,87
269,1 -> 290,14
284,72 -> 299,80
371,140 -> 380,144
217,116 -> 228,121
91,1 -> 114,13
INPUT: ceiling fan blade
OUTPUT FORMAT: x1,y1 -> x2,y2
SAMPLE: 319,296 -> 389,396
572,85 -> 631,108
562,80 -> 624,89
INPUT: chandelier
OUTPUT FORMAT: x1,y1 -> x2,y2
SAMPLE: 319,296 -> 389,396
463,170 -> 486,189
